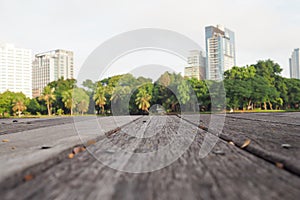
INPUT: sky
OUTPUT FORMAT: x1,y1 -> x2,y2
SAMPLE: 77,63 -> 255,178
0,0 -> 299,80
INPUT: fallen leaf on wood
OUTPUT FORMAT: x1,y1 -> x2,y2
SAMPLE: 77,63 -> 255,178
80,147 -> 86,152
72,147 -> 82,154
23,174 -> 33,182
86,140 -> 96,146
281,144 -> 292,149
2,139 -> 9,143
68,153 -> 74,159
106,127 -> 121,137
241,139 -> 251,148
198,125 -> 208,131
276,162 -> 284,169
72,146 -> 86,154
228,141 -> 235,146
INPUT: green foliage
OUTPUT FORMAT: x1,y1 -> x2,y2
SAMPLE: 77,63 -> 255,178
135,86 -> 152,113
224,60 -> 295,111
0,91 -> 27,117
1,60 -> 300,116
26,98 -> 41,115
39,86 -> 56,116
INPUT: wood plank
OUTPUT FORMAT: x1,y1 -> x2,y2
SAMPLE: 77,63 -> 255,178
1,115 -> 300,200
182,113 -> 300,176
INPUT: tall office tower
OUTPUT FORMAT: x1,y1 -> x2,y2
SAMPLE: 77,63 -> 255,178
184,50 -> 206,80
32,49 -> 74,97
205,25 -> 236,80
289,48 -> 300,79
0,43 -> 32,98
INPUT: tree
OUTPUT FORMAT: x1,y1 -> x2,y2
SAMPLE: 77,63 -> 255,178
73,88 -> 89,115
39,86 -> 56,116
94,84 -> 107,114
77,100 -> 89,115
0,91 -> 16,117
27,98 -> 41,115
12,98 -> 27,117
48,78 -> 76,114
135,88 -> 151,113
62,89 -> 74,115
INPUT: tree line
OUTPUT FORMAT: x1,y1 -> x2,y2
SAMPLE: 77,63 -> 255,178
0,60 -> 300,117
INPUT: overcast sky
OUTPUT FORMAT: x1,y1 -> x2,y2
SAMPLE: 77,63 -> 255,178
1,0 -> 299,79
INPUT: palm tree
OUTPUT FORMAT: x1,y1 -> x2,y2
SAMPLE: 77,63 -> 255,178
62,89 -> 74,115
12,99 -> 26,117
135,88 -> 151,113
39,86 -> 55,116
94,86 -> 106,114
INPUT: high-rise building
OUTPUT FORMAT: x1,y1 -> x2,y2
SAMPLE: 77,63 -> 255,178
205,25 -> 236,80
0,43 -> 32,97
184,50 -> 206,80
289,48 -> 300,79
32,49 -> 74,97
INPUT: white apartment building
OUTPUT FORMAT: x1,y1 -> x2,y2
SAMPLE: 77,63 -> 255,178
205,25 -> 236,80
32,49 -> 74,97
0,43 -> 32,97
184,50 -> 206,80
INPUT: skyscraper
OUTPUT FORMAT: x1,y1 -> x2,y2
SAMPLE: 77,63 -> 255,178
289,48 -> 300,79
205,25 -> 236,80
0,43 -> 32,97
184,50 -> 206,80
32,49 -> 74,97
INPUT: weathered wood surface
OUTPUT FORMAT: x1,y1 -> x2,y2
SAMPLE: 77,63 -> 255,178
182,113 -> 300,176
1,115 -> 300,200
0,116 -> 141,182
0,117 -> 76,135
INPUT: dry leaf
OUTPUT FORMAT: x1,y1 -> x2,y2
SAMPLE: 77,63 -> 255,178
241,139 -> 251,148
276,162 -> 284,169
68,153 -> 74,159
198,125 -> 208,131
72,147 -> 85,154
80,147 -> 86,152
228,141 -> 235,146
23,174 -> 33,182
2,139 -> 9,143
87,140 -> 96,146
72,147 -> 81,154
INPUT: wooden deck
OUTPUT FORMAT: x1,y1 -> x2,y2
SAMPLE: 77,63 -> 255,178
0,113 -> 299,200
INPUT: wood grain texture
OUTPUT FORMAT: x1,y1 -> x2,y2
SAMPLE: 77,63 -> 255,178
1,114 -> 300,200
182,113 -> 300,176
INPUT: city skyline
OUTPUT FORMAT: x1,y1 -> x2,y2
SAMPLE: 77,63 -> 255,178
0,0 -> 299,79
